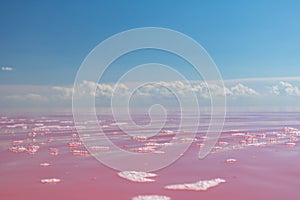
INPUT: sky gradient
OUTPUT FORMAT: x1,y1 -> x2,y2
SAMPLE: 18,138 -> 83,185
0,0 -> 300,109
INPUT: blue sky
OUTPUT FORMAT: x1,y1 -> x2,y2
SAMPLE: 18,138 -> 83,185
0,0 -> 300,109
1,0 -> 300,85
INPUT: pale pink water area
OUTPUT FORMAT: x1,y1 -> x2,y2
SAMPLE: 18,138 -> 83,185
0,111 -> 300,200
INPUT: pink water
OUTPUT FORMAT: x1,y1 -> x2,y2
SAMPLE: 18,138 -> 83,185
1,112 -> 299,200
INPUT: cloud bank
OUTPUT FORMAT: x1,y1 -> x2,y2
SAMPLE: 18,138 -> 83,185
1,78 -> 300,109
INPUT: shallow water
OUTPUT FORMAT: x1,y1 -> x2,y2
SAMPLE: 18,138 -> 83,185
0,112 -> 299,200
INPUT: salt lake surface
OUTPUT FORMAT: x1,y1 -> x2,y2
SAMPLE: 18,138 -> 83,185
0,111 -> 299,200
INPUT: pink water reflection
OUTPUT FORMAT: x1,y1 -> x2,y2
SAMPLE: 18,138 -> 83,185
0,112 -> 299,200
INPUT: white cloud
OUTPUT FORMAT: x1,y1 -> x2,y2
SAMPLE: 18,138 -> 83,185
0,81 -> 259,107
112,81 -> 257,99
229,83 -> 259,96
202,83 -> 231,98
1,66 -> 13,71
95,83 -> 114,97
271,85 -> 280,95
52,86 -> 73,99
157,81 -> 257,98
135,81 -> 193,98
59,80 -> 130,99
270,81 -> 300,96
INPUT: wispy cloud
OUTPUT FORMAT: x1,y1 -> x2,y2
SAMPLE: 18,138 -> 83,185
1,66 -> 13,71
223,76 -> 300,83
4,93 -> 48,102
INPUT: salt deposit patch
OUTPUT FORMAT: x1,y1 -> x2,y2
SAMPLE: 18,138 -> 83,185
90,146 -> 110,151
160,130 -> 174,135
40,163 -> 50,167
72,150 -> 90,155
225,158 -> 237,163
132,195 -> 171,200
11,140 -> 23,145
165,178 -> 225,191
68,142 -> 83,148
286,142 -> 296,147
9,146 -> 27,153
40,178 -> 61,184
49,148 -> 59,155
133,146 -> 156,153
27,145 -> 40,154
118,171 -> 157,183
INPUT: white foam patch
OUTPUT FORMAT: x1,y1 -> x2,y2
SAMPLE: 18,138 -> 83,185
132,195 -> 171,200
118,171 -> 157,183
165,178 -> 226,191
